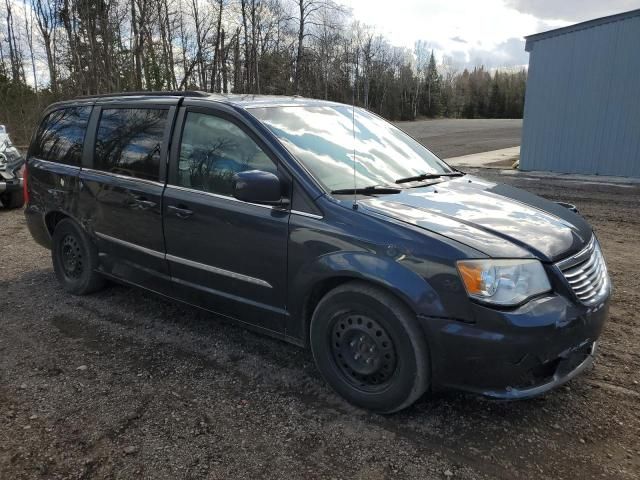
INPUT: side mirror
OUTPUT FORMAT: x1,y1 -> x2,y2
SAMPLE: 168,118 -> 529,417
232,170 -> 285,206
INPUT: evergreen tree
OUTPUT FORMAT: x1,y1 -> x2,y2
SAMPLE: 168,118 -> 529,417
423,51 -> 441,117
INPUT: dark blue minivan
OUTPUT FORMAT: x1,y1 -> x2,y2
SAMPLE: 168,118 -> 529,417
24,92 -> 610,412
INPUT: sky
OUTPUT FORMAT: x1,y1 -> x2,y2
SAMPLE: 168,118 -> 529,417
347,0 -> 640,69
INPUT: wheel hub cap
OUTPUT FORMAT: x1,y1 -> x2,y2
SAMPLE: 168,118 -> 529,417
61,235 -> 83,278
331,314 -> 397,389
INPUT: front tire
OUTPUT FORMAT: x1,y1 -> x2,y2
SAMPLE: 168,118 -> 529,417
52,219 -> 105,295
310,281 -> 430,413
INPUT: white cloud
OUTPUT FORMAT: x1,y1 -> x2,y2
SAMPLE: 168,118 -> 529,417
468,37 -> 530,69
504,0 -> 639,22
345,0 -> 639,68
346,0 -> 541,67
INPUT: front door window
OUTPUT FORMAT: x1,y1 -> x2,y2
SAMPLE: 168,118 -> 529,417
177,112 -> 277,196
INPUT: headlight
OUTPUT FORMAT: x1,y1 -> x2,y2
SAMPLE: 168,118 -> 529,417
456,259 -> 551,306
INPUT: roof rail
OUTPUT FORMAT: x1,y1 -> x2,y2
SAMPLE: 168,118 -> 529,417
77,90 -> 210,99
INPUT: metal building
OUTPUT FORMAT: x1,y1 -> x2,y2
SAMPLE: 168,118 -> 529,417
520,9 -> 640,177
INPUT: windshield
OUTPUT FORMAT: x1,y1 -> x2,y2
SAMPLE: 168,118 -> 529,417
249,105 -> 453,191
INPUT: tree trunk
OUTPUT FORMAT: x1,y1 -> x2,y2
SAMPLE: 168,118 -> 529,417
43,34 -> 57,92
60,0 -> 82,91
232,29 -> 241,92
24,6 -> 39,91
131,1 -> 143,90
251,0 -> 259,94
178,8 -> 189,89
157,0 -> 175,90
191,0 -> 206,89
211,0 -> 223,92
164,0 -> 177,89
4,0 -> 23,82
241,0 -> 251,92
220,28 -> 227,93
33,0 -> 58,93
294,0 -> 304,94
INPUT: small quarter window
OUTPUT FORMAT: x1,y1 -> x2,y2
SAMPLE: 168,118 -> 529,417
95,108 -> 167,181
177,112 -> 277,196
31,106 -> 91,165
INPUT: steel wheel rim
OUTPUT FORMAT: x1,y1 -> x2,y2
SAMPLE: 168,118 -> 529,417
61,234 -> 83,279
330,312 -> 397,392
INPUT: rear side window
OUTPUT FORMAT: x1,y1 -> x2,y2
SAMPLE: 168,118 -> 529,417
95,108 -> 167,181
31,107 -> 91,165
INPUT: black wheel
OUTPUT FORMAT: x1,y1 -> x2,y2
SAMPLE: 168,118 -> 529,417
1,190 -> 23,209
52,219 -> 105,295
310,281 -> 430,413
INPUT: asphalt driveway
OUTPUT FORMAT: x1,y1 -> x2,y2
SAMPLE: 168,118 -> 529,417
394,118 -> 522,158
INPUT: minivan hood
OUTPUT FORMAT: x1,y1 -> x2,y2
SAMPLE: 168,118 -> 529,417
359,176 -> 592,262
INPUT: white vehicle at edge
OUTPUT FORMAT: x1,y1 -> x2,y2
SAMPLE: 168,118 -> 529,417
0,125 -> 25,209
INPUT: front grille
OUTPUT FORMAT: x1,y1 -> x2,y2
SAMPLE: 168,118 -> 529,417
556,237 -> 609,305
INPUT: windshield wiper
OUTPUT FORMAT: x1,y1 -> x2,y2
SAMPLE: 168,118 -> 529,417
395,171 -> 465,184
331,185 -> 401,195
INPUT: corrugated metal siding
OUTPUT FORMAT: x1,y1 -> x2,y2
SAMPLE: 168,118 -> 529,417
521,15 -> 640,177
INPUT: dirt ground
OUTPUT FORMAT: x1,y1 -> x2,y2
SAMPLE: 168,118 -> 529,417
1,168 -> 639,480
394,119 -> 522,158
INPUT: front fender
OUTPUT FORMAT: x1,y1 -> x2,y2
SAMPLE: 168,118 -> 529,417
287,251 -> 447,342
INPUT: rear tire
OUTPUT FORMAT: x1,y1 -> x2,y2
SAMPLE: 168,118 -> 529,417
310,281 -> 430,413
52,219 -> 105,295
1,190 -> 23,209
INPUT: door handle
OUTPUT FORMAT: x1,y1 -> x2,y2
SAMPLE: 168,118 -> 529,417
168,204 -> 194,219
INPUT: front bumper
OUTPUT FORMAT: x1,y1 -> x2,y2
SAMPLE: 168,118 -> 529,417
482,340 -> 597,399
421,293 -> 609,399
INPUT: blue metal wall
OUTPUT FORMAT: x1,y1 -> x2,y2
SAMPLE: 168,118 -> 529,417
521,14 -> 640,177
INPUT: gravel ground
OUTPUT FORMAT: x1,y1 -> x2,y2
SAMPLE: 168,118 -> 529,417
394,119 -> 522,158
1,169 -> 639,480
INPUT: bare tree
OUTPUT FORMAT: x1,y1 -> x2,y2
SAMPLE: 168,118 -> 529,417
4,0 -> 24,82
23,2 -> 39,91
211,0 -> 224,92
33,0 -> 59,92
240,0 -> 251,92
131,1 -> 144,89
